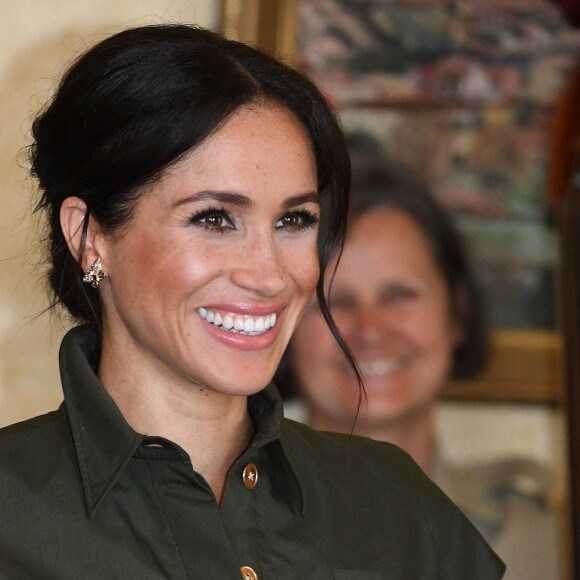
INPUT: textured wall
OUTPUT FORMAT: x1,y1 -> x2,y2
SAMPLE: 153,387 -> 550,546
0,1 -> 219,427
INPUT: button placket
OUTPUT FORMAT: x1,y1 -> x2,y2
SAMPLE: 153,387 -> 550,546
239,463 -> 259,579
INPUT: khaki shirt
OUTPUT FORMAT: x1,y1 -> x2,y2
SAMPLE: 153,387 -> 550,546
0,325 -> 504,579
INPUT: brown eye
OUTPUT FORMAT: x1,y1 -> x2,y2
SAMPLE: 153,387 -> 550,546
206,214 -> 224,227
276,210 -> 319,231
282,215 -> 300,227
189,208 -> 235,232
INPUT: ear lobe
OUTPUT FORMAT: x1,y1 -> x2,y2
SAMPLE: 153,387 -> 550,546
60,197 -> 100,271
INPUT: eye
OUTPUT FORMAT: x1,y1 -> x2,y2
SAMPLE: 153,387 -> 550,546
329,294 -> 355,312
276,209 -> 319,232
381,284 -> 418,304
189,207 -> 235,233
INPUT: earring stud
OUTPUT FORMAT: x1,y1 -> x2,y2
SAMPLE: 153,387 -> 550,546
82,258 -> 107,288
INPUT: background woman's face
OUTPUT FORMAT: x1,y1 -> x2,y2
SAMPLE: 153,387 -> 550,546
96,103 -> 320,397
291,209 -> 461,427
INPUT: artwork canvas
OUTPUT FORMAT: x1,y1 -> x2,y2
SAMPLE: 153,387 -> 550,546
298,0 -> 580,330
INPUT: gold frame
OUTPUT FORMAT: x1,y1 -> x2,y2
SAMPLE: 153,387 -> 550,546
220,0 -> 564,405
221,0 -> 298,61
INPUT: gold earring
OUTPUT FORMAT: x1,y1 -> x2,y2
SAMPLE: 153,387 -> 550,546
82,258 -> 107,288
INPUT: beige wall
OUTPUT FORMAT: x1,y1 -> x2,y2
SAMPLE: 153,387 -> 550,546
0,1 -> 219,427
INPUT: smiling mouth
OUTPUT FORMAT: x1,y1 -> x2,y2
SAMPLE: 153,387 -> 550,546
198,307 -> 277,336
351,354 -> 413,378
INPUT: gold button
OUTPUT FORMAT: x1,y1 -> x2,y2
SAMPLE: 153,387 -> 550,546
240,565 -> 258,580
242,463 -> 258,489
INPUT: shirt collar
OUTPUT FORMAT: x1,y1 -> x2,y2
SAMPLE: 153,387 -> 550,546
59,324 -> 304,517
59,325 -> 144,518
247,383 -> 305,515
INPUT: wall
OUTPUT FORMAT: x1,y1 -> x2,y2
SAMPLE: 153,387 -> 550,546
0,0 -> 219,427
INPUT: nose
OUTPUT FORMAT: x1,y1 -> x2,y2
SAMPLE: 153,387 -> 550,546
229,233 -> 287,298
349,303 -> 383,348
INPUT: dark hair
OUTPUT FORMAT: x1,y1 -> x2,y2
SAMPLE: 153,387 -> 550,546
275,163 -> 489,398
30,24 -> 358,374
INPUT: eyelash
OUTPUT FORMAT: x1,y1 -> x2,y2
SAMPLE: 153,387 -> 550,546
188,207 -> 235,233
188,207 -> 319,234
276,209 -> 319,232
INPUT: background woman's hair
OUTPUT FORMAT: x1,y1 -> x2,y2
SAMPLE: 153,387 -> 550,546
275,162 -> 489,398
29,24 -> 360,380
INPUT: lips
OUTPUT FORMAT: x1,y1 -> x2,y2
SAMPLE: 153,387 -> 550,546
198,307 -> 277,336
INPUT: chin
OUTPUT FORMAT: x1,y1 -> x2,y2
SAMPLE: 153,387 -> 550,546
207,369 -> 275,397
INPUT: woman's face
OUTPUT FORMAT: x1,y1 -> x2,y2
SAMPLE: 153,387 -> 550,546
96,104 -> 320,397
291,209 -> 461,427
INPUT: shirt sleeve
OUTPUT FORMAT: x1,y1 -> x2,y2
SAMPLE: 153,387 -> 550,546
415,465 -> 507,579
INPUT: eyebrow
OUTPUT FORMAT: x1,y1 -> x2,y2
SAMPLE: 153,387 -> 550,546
283,192 -> 320,208
173,190 -> 319,209
173,190 -> 251,208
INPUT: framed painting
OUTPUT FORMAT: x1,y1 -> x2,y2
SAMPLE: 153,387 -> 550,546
220,0 -> 580,405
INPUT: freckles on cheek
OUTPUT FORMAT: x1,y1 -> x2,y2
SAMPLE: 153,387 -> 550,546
302,250 -> 321,290
179,245 -> 226,286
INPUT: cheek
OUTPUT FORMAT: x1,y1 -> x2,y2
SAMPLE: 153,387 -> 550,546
111,239 -> 216,309
304,253 -> 321,292
330,310 -> 356,337
286,242 -> 320,295
409,308 -> 458,377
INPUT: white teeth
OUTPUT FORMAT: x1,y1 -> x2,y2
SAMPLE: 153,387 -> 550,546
197,307 -> 277,336
359,357 -> 408,377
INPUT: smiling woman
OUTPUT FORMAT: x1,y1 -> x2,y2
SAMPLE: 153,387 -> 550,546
61,104 -> 321,416
0,24 -> 504,578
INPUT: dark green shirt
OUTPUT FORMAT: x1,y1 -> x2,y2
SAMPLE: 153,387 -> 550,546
0,326 -> 504,579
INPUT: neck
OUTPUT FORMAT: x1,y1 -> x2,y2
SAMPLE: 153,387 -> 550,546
309,405 -> 435,474
98,339 -> 254,503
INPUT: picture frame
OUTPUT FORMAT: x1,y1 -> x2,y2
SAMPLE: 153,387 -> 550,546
220,0 -> 567,405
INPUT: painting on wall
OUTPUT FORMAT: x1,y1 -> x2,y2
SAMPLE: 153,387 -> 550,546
297,0 -> 580,330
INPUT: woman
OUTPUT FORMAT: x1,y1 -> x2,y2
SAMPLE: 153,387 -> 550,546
0,25 -> 503,578
278,164 -> 559,579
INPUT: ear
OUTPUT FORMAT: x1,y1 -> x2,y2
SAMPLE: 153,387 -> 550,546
60,197 -> 102,272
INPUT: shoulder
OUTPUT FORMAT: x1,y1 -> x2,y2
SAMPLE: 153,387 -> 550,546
282,417 -> 442,496
0,409 -> 67,445
281,419 -> 506,578
281,419 -> 465,523
0,408 -> 73,480
281,417 -> 414,475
